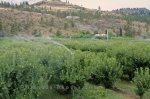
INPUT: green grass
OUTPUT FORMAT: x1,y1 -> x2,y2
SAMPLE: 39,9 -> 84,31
115,80 -> 137,95
39,90 -> 71,99
39,82 -> 129,99
143,90 -> 150,99
39,80 -> 150,99
115,80 -> 150,99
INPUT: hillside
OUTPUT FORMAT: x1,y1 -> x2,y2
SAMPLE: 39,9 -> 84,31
0,0 -> 150,38
33,0 -> 84,11
113,8 -> 150,16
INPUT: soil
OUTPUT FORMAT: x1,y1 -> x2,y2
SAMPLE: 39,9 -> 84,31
112,87 -> 140,99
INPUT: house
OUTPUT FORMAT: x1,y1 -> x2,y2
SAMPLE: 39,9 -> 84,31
66,16 -> 80,20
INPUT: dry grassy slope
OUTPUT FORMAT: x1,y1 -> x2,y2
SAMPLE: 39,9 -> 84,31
0,7 -> 149,37
33,0 -> 83,11
0,8 -> 67,36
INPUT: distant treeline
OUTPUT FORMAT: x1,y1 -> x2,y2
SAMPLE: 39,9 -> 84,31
114,8 -> 150,23
114,8 -> 150,16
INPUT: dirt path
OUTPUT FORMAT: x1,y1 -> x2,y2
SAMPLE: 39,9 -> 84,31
112,88 -> 140,99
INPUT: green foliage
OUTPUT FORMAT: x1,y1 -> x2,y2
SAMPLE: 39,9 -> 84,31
124,18 -> 133,37
55,30 -> 62,37
113,44 -> 150,81
99,57 -> 121,88
94,30 -> 99,34
0,41 -> 49,99
49,50 -> 97,94
0,39 -> 72,99
0,20 -> 2,32
133,68 -> 150,98
0,1 -> 11,8
71,21 -> 75,28
63,41 -> 110,52
32,30 -> 42,37
73,83 -> 106,99
90,53 -> 122,88
11,22 -> 21,34
0,20 -> 4,37
113,45 -> 136,80
63,40 -> 150,81
1,38 -> 150,98
70,31 -> 93,38
64,23 -> 68,30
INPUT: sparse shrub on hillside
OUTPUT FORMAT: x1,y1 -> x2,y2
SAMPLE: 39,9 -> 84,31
124,18 -> 134,37
94,30 -> 99,34
55,30 -> 62,37
64,23 -> 68,30
0,20 -> 2,32
119,27 -> 123,36
133,68 -> 150,98
0,20 -> 4,37
22,20 -> 33,30
71,21 -> 75,28
32,29 -> 42,37
50,18 -> 54,26
11,22 -> 21,34
49,28 -> 53,33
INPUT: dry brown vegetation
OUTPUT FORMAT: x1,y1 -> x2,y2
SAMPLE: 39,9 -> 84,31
0,0 -> 149,37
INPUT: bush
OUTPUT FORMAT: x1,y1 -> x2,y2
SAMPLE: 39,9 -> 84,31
70,31 -> 93,38
89,53 -> 122,88
114,43 -> 150,81
55,30 -> 62,37
133,68 -> 150,98
100,58 -> 122,88
114,46 -> 136,80
32,29 -> 42,37
63,41 -> 111,53
0,39 -> 74,98
49,51 -> 96,94
63,40 -> 150,82
0,42 -> 49,99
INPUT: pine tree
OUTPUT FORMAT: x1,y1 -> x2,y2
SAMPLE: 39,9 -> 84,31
0,20 -> 4,37
146,23 -> 149,33
11,22 -> 18,34
64,23 -> 68,30
120,27 -> 123,36
0,20 -> 2,32
71,21 -> 74,28
124,18 -> 133,37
